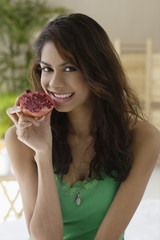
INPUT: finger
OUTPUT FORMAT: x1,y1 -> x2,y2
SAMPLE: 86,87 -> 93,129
39,112 -> 52,123
6,96 -> 21,116
6,109 -> 19,127
16,121 -> 32,138
6,106 -> 21,115
18,121 -> 32,129
12,97 -> 21,115
7,114 -> 18,127
14,97 -> 20,107
16,127 -> 29,139
6,106 -> 22,125
19,114 -> 40,127
6,97 -> 21,126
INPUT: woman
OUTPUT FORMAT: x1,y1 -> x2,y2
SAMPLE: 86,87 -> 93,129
5,13 -> 160,240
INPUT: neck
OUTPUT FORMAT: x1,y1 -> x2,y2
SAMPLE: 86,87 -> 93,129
67,103 -> 94,139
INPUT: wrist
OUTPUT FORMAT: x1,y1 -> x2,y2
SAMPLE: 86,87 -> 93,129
34,145 -> 52,163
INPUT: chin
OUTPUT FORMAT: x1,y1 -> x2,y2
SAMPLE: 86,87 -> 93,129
54,104 -> 72,113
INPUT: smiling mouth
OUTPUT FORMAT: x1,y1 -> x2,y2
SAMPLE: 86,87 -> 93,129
52,92 -> 74,99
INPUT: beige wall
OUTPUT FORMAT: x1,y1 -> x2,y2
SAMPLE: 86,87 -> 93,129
47,0 -> 160,44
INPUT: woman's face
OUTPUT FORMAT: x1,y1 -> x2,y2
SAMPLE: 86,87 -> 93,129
40,41 -> 91,113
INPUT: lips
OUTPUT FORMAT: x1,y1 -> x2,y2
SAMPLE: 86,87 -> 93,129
51,92 -> 74,103
53,92 -> 73,98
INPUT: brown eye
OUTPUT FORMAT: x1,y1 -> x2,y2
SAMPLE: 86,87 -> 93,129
42,67 -> 53,72
65,66 -> 77,72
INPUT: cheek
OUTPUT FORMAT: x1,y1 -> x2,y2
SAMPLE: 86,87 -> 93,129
71,75 -> 88,90
77,82 -> 91,99
40,76 -> 48,89
78,80 -> 90,92
40,80 -> 49,95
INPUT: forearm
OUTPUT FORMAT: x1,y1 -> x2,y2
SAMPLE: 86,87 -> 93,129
94,136 -> 160,240
29,150 -> 63,240
94,184 -> 142,240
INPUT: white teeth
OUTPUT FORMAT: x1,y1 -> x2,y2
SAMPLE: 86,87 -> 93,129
54,93 -> 72,98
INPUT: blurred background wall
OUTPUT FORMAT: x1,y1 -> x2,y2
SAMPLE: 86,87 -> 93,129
47,0 -> 160,44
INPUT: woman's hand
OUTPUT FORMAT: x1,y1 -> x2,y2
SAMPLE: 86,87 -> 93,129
6,97 -> 52,155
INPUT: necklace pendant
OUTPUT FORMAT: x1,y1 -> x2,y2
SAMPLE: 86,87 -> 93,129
76,193 -> 82,205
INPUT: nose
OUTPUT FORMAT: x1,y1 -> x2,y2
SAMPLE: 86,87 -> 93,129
49,71 -> 64,89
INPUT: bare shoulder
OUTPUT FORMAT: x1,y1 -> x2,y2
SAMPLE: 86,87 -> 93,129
5,124 -> 18,145
5,125 -> 21,154
5,125 -> 34,156
130,120 -> 160,144
129,120 -> 160,164
5,125 -> 35,175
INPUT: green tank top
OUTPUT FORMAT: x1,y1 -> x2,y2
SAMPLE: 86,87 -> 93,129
54,171 -> 125,240
29,171 -> 125,240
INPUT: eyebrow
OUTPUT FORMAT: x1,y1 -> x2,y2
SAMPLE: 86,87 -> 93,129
40,61 -> 52,67
40,61 -> 69,67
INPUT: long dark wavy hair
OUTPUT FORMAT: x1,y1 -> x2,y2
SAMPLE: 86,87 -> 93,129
31,13 -> 145,181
